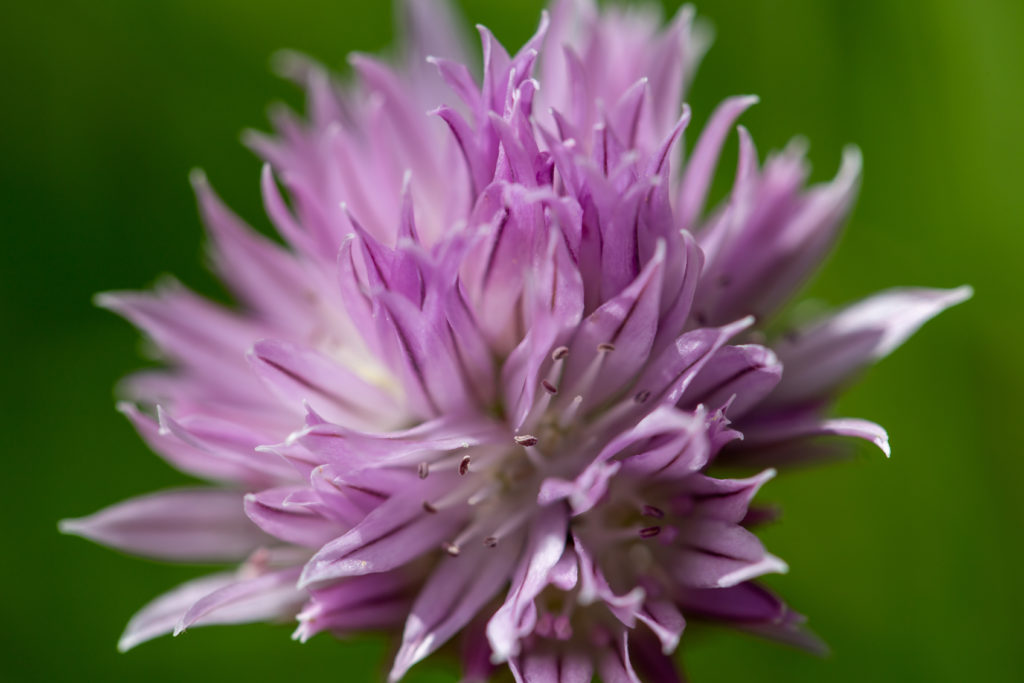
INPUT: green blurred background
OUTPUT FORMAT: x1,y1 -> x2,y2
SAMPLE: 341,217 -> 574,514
2,0 -> 1021,680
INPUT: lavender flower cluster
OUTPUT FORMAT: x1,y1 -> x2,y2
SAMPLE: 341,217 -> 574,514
62,1 -> 968,680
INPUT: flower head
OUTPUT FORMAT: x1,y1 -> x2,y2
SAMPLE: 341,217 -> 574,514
61,0 -> 969,680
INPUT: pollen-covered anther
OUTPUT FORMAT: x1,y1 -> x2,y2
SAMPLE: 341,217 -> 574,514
514,434 -> 538,447
417,462 -> 430,479
458,455 -> 471,476
551,346 -> 569,361
443,542 -> 460,557
541,379 -> 558,394
639,526 -> 662,538
422,501 -> 438,514
597,342 -> 616,353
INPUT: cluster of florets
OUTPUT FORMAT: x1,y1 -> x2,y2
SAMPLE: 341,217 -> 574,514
62,1 -> 967,680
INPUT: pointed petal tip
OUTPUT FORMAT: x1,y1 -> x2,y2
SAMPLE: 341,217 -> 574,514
716,553 -> 789,588
57,517 -> 84,537
947,284 -> 974,306
92,290 -> 130,311
841,143 -> 863,168
188,167 -> 209,191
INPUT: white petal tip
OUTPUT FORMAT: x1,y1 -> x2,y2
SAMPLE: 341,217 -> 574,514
947,284 -> 974,305
188,168 -> 208,188
57,518 -> 82,536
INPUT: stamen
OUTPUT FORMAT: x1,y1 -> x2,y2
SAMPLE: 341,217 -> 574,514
443,542 -> 461,557
520,359 -> 566,429
418,462 -> 430,479
489,506 -> 533,543
467,481 -> 500,506
634,390 -> 651,404
557,344 -> 611,418
551,346 -> 569,361
597,342 -> 616,353
483,536 -> 498,548
459,455 -> 471,476
642,505 -> 665,519
514,434 -> 538,447
422,501 -> 438,514
558,395 -> 584,429
639,526 -> 662,538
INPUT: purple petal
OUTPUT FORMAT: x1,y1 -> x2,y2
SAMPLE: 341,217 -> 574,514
299,485 -> 464,586
561,242 -> 666,410
390,535 -> 522,681
192,170 -> 314,330
175,566 -> 303,635
741,408 -> 891,458
117,573 -> 236,651
96,284 -> 267,396
486,508 -> 569,662
678,469 -> 778,524
296,411 -> 503,471
616,407 -> 711,480
597,629 -> 642,683
60,489 -> 271,562
243,486 -> 346,548
538,460 -> 620,516
769,286 -> 972,405
636,599 -> 687,655
514,651 -> 594,683
249,338 -> 397,429
117,402 -> 287,487
671,519 -> 788,588
294,572 -> 412,642
677,581 -> 785,623
679,344 -> 782,418
631,316 -> 754,412
678,95 -> 758,229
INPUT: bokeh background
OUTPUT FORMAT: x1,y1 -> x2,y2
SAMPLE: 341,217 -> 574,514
2,0 -> 1021,681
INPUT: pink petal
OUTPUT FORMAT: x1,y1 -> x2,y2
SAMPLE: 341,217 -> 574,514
175,566 -> 304,635
60,489 -> 271,562
770,286 -> 972,405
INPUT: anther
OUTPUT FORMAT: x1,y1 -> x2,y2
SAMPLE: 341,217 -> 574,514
639,526 -> 662,538
443,543 -> 461,556
541,379 -> 558,394
483,536 -> 498,548
551,346 -> 569,361
514,434 -> 538,447
642,505 -> 665,519
459,455 -> 471,476
418,462 -> 430,479
597,342 -> 616,353
634,390 -> 651,404
422,501 -> 438,514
